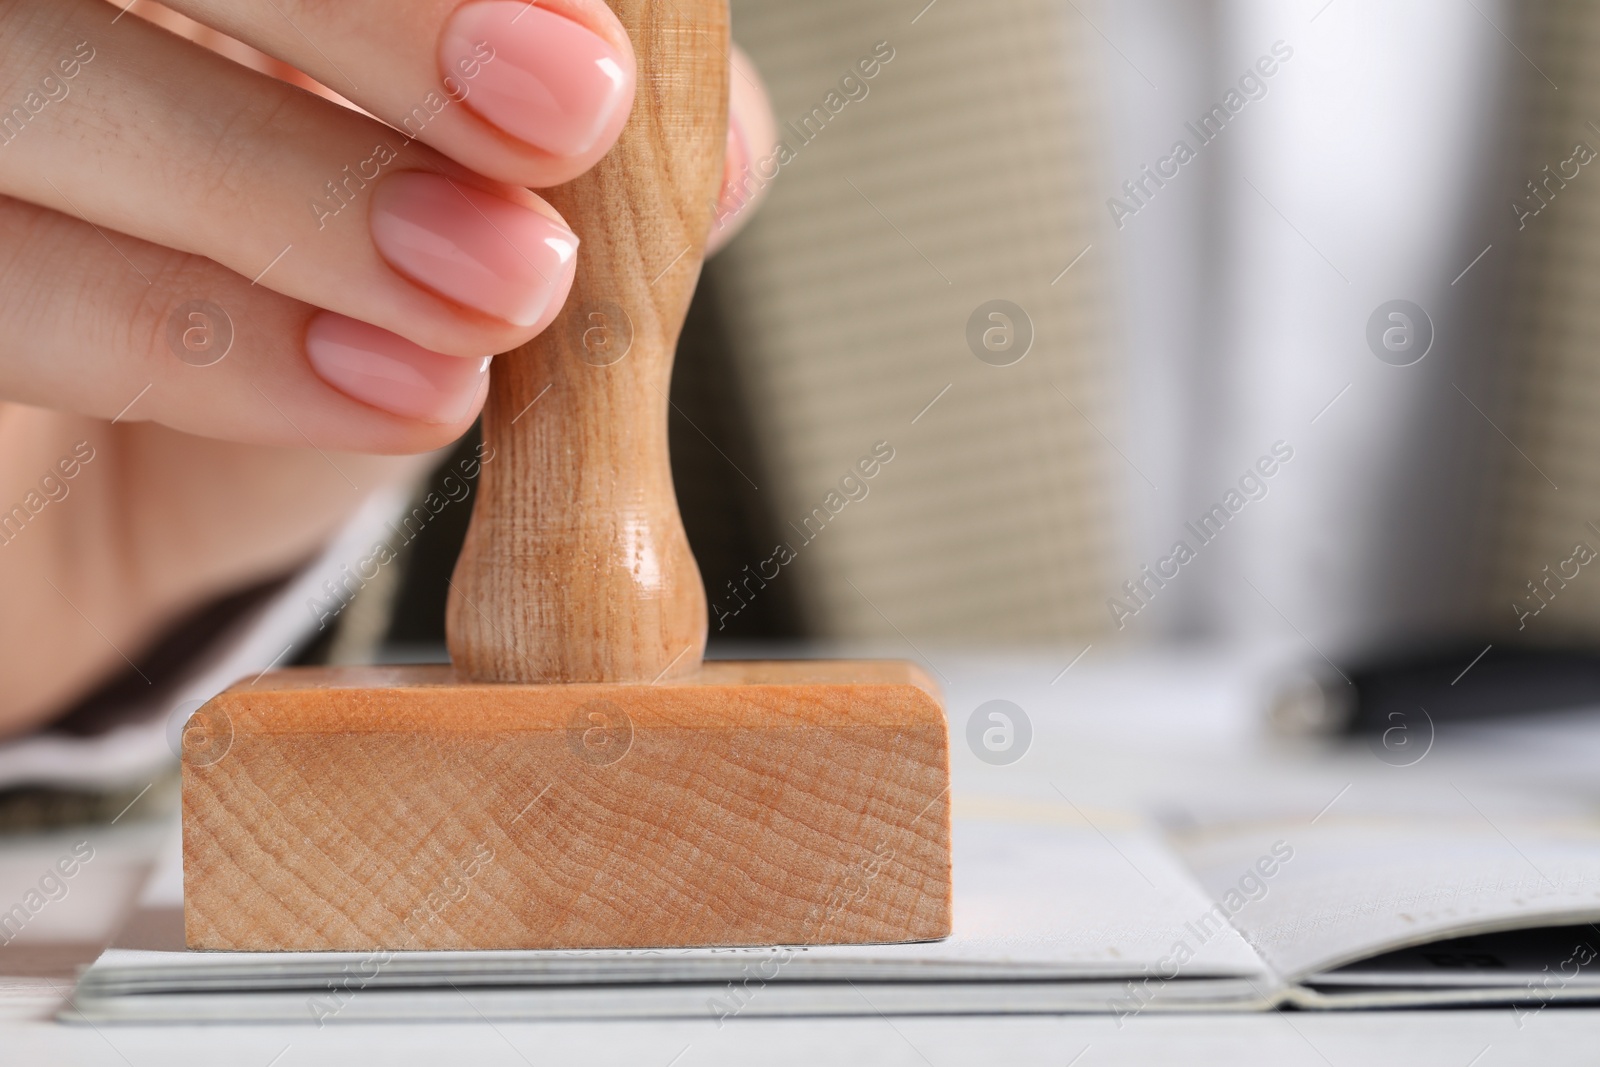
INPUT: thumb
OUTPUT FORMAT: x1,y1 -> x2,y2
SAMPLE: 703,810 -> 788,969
708,45 -> 778,256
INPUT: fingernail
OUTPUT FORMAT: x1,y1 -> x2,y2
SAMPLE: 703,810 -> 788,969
441,1 -> 632,157
306,313 -> 490,423
370,171 -> 577,327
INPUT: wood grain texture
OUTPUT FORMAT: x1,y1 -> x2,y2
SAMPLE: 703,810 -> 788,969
445,0 -> 726,683
181,0 -> 956,953
181,662 -> 952,951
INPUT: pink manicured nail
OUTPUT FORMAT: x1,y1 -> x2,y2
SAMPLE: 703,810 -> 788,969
306,313 -> 490,423
441,1 -> 632,157
370,171 -> 577,327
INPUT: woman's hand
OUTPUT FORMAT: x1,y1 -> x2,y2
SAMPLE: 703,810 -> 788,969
0,0 -> 771,449
0,0 -> 776,737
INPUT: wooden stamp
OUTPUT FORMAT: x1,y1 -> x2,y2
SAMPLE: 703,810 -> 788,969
180,0 -> 952,952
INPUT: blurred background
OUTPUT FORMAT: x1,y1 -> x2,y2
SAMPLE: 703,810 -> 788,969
347,0 -> 1600,682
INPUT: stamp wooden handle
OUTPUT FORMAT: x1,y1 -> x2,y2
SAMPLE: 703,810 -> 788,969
446,0 -> 727,683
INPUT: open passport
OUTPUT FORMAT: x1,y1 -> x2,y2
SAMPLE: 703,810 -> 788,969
65,793 -> 1600,1023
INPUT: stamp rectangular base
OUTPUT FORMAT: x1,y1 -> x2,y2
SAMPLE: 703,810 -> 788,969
181,661 -> 951,951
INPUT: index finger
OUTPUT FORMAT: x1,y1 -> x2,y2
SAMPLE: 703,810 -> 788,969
156,0 -> 636,188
